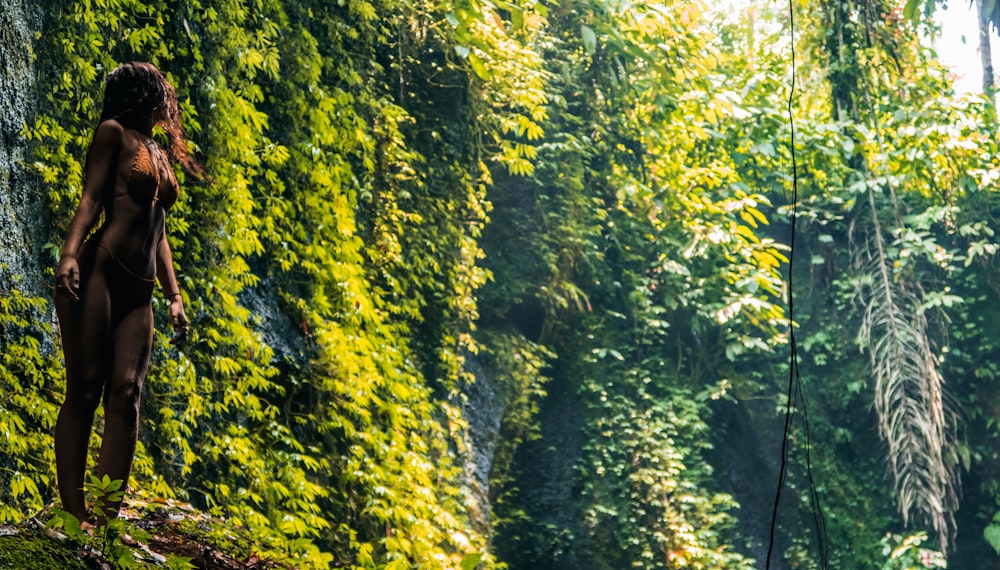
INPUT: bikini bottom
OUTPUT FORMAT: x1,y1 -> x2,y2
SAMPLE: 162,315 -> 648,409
76,241 -> 155,325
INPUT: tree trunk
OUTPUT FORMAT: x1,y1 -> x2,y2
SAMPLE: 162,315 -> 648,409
977,0 -> 996,101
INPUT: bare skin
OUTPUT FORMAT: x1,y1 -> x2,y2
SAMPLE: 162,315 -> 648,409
54,117 -> 188,525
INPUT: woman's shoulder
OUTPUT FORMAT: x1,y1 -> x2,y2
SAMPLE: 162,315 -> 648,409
94,119 -> 126,146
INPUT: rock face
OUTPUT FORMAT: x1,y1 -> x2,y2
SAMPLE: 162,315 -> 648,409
458,354 -> 503,530
0,0 -> 44,298
0,0 -> 47,494
492,371 -> 586,570
713,399 -> 791,570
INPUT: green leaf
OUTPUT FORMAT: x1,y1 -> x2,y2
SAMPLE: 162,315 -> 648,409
986,524 -> 1000,554
581,25 -> 597,54
510,7 -> 524,31
461,553 -> 483,570
468,53 -> 488,79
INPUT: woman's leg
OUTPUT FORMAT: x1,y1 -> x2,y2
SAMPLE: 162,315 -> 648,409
94,299 -> 153,520
54,264 -> 112,522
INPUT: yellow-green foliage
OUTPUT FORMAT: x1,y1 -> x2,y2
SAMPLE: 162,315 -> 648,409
0,290 -> 61,523
14,0 -> 550,567
7,0 -> 815,568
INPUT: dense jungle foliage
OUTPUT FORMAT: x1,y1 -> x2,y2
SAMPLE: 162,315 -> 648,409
5,0 -> 1000,567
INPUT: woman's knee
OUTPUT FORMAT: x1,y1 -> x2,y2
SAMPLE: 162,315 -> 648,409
63,374 -> 104,416
104,379 -> 142,420
62,393 -> 102,416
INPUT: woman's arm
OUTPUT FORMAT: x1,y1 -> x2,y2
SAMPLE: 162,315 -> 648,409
56,120 -> 123,301
156,226 -> 189,344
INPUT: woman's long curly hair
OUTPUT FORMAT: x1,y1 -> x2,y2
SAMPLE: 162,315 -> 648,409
100,61 -> 204,177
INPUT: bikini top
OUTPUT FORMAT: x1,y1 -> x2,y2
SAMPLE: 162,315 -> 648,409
123,132 -> 177,209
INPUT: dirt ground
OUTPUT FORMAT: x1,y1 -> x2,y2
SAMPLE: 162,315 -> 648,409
0,498 -> 290,570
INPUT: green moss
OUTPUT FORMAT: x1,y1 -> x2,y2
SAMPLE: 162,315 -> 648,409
0,531 -> 90,570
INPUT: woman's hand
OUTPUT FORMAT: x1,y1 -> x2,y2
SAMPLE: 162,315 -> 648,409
168,297 -> 189,344
56,256 -> 81,302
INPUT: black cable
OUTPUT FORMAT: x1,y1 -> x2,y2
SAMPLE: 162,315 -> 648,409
765,0 -> 829,567
796,355 -> 830,566
764,0 -> 798,562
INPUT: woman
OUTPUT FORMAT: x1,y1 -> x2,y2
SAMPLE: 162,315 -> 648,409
54,61 -> 200,526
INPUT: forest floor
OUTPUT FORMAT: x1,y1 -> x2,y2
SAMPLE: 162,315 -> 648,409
0,497 -> 288,570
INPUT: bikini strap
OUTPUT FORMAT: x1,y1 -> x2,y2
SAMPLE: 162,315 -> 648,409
96,243 -> 157,284
136,133 -> 162,203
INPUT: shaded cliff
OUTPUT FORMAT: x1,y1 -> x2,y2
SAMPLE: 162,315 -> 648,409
0,0 -> 44,298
